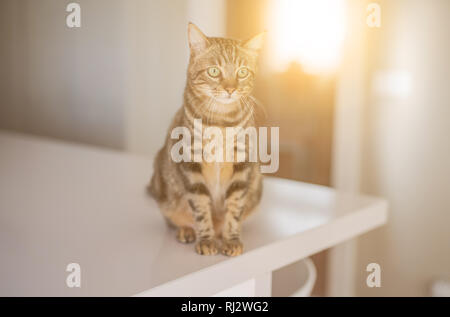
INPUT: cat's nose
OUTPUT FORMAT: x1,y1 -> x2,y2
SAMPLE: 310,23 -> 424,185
225,87 -> 236,96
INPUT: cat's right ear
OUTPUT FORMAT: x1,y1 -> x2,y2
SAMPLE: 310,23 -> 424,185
188,22 -> 209,55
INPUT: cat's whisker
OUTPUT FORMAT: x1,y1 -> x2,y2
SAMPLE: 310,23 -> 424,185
206,96 -> 216,126
240,96 -> 256,126
248,95 -> 266,123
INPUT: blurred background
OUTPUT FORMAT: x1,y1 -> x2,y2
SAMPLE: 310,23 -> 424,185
1,0 -> 449,296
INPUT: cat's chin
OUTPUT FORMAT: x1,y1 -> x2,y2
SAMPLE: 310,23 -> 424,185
209,98 -> 241,115
216,97 -> 240,105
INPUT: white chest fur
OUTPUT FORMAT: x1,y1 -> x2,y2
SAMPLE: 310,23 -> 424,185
202,162 -> 233,212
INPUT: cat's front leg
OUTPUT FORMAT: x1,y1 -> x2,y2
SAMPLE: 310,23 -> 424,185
221,176 -> 249,256
187,193 -> 218,255
180,162 -> 218,255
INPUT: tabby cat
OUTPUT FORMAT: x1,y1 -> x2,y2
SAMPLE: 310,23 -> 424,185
148,23 -> 264,256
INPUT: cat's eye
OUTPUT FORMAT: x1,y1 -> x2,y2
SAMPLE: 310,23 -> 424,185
237,67 -> 249,78
207,66 -> 221,78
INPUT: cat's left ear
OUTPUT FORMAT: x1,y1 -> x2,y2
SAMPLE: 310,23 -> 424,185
243,32 -> 266,52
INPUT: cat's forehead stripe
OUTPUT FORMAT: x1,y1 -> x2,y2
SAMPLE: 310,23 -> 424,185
191,37 -> 256,72
209,37 -> 244,65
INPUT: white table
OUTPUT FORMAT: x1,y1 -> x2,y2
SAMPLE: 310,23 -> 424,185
0,131 -> 387,296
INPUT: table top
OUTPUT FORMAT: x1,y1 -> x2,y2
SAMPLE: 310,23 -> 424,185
0,131 -> 387,296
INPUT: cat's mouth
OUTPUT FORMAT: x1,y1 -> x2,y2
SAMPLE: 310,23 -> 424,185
219,97 -> 237,104
215,92 -> 240,104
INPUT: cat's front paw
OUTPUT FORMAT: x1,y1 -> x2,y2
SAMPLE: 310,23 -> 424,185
176,227 -> 196,244
195,239 -> 218,255
221,239 -> 243,257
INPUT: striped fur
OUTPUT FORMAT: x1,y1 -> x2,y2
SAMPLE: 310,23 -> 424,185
148,23 -> 264,256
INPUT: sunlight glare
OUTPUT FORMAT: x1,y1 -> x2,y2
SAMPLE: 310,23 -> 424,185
269,0 -> 348,74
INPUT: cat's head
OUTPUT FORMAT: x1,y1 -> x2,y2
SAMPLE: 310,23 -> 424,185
186,23 -> 264,105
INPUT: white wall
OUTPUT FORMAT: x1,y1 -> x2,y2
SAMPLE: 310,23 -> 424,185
328,0 -> 369,296
125,0 -> 225,157
123,0 -> 189,156
356,0 -> 450,296
0,0 -> 225,158
0,0 -> 129,149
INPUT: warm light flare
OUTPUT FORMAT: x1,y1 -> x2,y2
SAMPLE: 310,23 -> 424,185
269,0 -> 348,74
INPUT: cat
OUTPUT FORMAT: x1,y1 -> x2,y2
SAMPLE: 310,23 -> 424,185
148,23 -> 264,256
